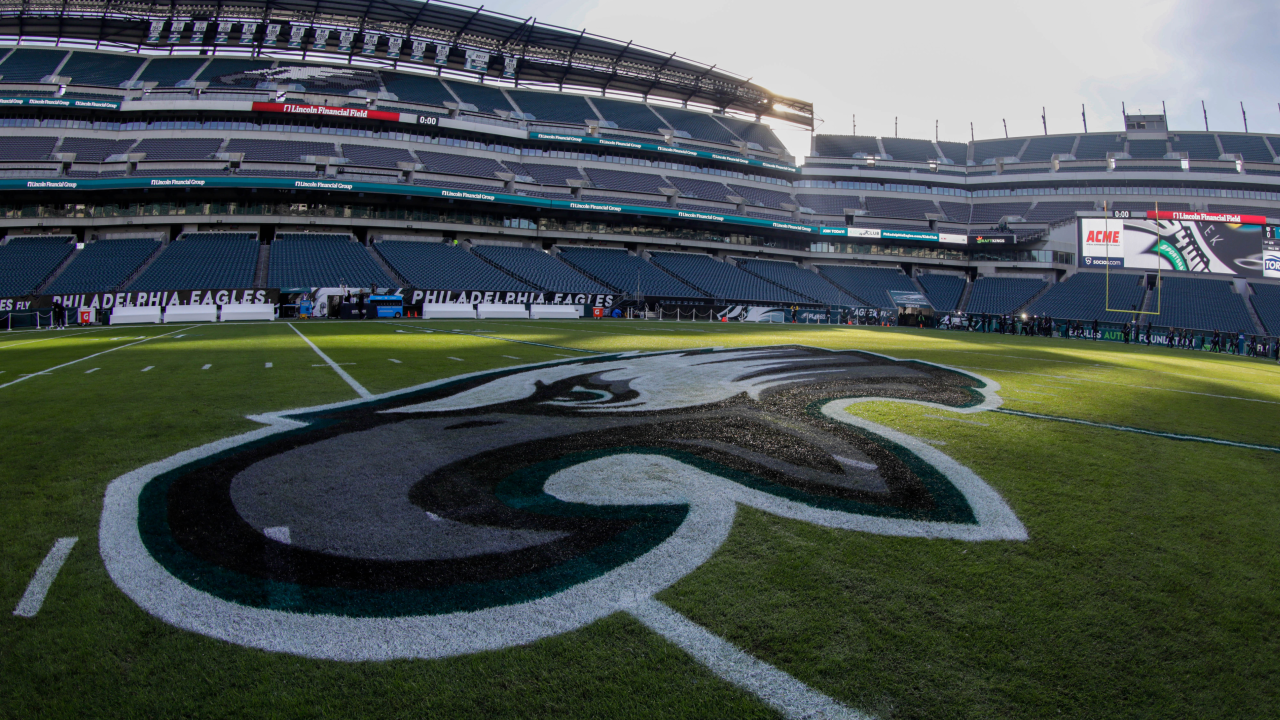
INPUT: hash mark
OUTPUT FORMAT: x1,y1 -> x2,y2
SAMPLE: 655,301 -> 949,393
141,366 -> 154,372
503,355 -> 520,360
447,357 -> 464,361
388,358 -> 402,364
202,364 -> 212,370
265,362 -> 273,368
84,368 -> 99,374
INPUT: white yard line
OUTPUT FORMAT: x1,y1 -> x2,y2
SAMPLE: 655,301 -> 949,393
13,537 -> 78,618
84,367 -> 99,374
0,328 -> 187,391
288,323 -> 372,399
502,355 -> 520,360
142,366 -> 153,372
628,598 -> 867,720
447,356 -> 464,361
388,358 -> 401,364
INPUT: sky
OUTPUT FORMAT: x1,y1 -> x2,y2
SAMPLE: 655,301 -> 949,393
467,0 -> 1280,158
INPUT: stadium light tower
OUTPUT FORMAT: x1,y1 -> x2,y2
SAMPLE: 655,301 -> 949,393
1202,100 -> 1209,131
1002,119 -> 1008,138
1042,107 -> 1047,135
1082,104 -> 1088,133
1241,102 -> 1248,132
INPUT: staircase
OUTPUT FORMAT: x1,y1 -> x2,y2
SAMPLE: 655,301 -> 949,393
367,243 -> 408,287
34,245 -> 81,294
117,241 -> 167,291
955,277 -> 974,312
1014,281 -> 1053,315
253,241 -> 271,289
1242,289 -> 1268,335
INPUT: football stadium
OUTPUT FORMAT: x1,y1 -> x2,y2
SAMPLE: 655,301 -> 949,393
2,1 -> 1278,718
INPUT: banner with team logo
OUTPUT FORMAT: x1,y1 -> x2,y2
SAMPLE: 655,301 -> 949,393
1079,217 -> 1272,277
1,289 -> 278,312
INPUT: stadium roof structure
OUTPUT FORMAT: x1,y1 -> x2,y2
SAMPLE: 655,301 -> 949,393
0,0 -> 813,127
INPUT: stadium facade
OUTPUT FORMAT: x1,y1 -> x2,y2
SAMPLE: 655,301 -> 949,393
0,0 -> 1278,337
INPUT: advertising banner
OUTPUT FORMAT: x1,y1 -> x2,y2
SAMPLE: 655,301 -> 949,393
527,132 -> 798,173
1264,238 -> 1280,279
0,97 -> 120,110
888,291 -> 932,308
250,102 -> 407,123
1080,217 -> 1269,276
1138,209 -> 1269,225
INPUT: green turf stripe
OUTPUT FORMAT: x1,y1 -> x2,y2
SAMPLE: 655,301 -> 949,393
386,321 -> 599,354
994,408 -> 1280,453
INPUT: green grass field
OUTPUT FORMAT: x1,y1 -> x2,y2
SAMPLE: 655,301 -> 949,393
2,319 -> 1277,719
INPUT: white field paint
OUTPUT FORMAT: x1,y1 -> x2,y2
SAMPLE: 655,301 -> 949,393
629,598 -> 869,720
0,327 -> 187,391
288,323 -> 371,399
202,364 -> 212,370
265,363 -> 273,368
100,347 -> 1022,716
388,359 -> 401,364
13,537 -> 78,618
447,357 -> 464,361
995,408 -> 1280,453
142,366 -> 154,372
502,356 -> 520,360
84,368 -> 99,374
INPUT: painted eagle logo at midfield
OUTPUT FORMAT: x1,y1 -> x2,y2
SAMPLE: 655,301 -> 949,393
101,346 -> 1024,674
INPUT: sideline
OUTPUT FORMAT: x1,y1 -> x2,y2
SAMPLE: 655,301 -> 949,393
287,323 -> 371,398
0,326 -> 190,391
994,408 -> 1280,453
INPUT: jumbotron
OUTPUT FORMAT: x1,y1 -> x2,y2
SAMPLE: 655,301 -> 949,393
0,0 -> 1277,353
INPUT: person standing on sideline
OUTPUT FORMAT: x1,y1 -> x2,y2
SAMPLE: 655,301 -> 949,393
1091,318 -> 1099,340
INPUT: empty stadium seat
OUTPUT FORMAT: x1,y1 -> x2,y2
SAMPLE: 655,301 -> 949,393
268,234 -> 391,288
226,139 -> 336,162
45,238 -> 159,294
1024,271 -> 1145,322
970,202 -> 1031,224
965,277 -> 1047,314
816,265 -> 917,308
794,194 -> 862,215
1250,283 -> 1280,335
0,48 -> 68,83
726,184 -> 794,209
649,252 -> 805,303
936,141 -> 968,164
557,247 -> 703,297
1021,136 -> 1077,162
1024,201 -> 1095,223
813,136 -> 880,157
1169,133 -> 1220,160
591,98 -> 670,134
381,73 -> 456,107
668,176 -> 732,202
584,167 -> 673,195
341,144 -> 415,168
0,236 -> 75,296
1147,276 -> 1256,334
416,151 -> 505,178
918,273 -> 966,312
651,107 -> 739,146
864,197 -> 937,220
736,258 -> 858,305
129,233 -> 258,291
133,138 -> 223,161
443,80 -> 513,115
880,138 -> 936,162
58,137 -> 136,162
376,241 -> 534,291
507,89 -> 597,125
471,245 -> 608,294
59,51 -> 144,87
0,136 -> 57,162
136,57 -> 207,87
